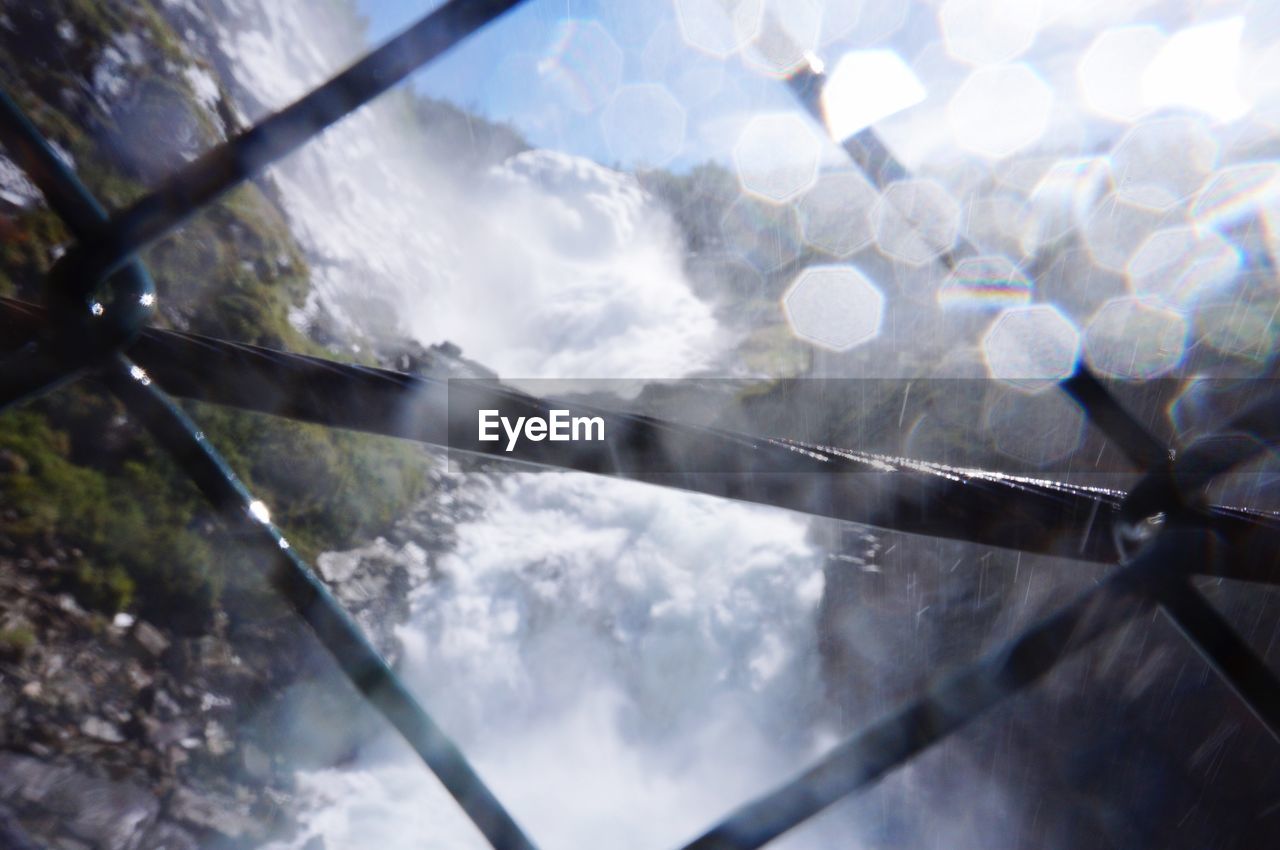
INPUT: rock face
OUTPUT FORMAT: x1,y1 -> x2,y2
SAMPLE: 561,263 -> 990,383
0,753 -> 159,850
0,456 -> 483,849
0,0 -> 494,845
0,552 -> 299,847
315,465 -> 468,661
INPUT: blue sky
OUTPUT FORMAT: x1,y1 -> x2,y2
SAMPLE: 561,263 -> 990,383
348,1 -> 1254,176
352,0 -> 809,169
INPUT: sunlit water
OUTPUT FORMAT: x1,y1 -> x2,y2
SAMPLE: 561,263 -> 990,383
204,0 -> 1280,845
257,123 -> 798,850
212,3 -> 836,846
211,0 -> 722,380
253,119 -> 834,838
271,473 -> 843,850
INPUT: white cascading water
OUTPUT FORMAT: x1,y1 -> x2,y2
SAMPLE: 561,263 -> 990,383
277,474 -> 838,849
207,2 -> 840,847
211,0 -> 722,380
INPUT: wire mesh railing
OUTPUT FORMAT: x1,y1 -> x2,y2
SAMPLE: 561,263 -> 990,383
1,1 -> 1279,847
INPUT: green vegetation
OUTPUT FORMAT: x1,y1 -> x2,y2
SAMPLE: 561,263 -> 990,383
0,0 -> 431,623
0,625 -> 37,659
0,389 -> 428,622
0,179 -> 431,617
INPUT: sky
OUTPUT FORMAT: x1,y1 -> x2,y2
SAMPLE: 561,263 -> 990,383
351,0 -> 827,170
349,0 -> 1261,176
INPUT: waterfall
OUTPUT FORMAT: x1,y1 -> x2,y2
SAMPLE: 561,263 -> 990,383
273,472 -> 839,849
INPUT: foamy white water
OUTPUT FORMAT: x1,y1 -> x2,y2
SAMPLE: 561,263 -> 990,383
271,473 -> 840,850
207,0 -> 722,379
201,3 -> 823,846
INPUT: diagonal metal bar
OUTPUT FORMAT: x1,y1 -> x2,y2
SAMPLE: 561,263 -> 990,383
0,88 -> 156,406
7,295 -> 1280,584
781,52 -> 972,270
0,295 -> 1136,565
1155,580 -> 1280,742
0,92 -> 537,850
783,67 -> 909,189
777,26 -> 1172,481
0,89 -> 111,232
1057,366 -> 1280,740
677,527 -> 1216,850
45,0 -> 528,309
2,12 -> 1278,849
102,355 -> 538,850
1059,367 -> 1171,473
789,31 -> 1280,762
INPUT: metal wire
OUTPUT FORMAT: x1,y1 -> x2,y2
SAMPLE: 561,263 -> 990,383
0,2 -> 539,846
775,17 -> 1280,765
0,88 -> 155,406
680,526 -> 1216,849
1056,361 -> 1280,742
104,357 -> 538,850
10,296 -> 1280,581
44,0 -> 526,334
1156,580 -> 1280,741
0,4 -> 1278,849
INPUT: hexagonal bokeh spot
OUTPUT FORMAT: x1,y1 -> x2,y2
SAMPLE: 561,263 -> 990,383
981,305 -> 1080,391
1077,25 -> 1167,123
1143,17 -> 1251,123
1193,274 -> 1280,363
938,256 -> 1032,309
939,0 -> 1041,66
964,194 -> 1028,260
871,179 -> 962,265
1083,296 -> 1188,379
1081,191 -> 1172,272
720,194 -> 803,273
640,20 -> 684,81
818,2 -> 862,46
1126,225 -> 1240,309
601,84 -> 687,166
674,0 -> 764,59
1191,162 -> 1280,231
743,0 -> 822,77
820,49 -> 926,141
840,0 -> 909,46
986,389 -> 1086,467
1110,118 -> 1219,210
782,265 -> 885,351
540,19 -> 624,113
947,64 -> 1053,159
795,171 -> 879,257
1020,156 -> 1112,254
1033,247 -> 1128,324
733,112 -> 824,203
1168,377 -> 1238,441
